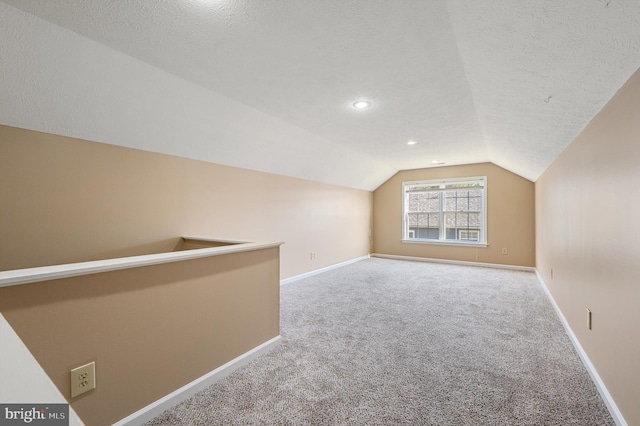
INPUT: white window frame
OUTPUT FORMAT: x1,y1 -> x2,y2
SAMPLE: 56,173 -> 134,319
402,176 -> 488,247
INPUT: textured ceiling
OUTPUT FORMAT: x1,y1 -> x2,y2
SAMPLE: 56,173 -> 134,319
1,0 -> 640,190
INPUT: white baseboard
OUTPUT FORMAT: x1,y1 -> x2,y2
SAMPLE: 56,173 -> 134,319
535,270 -> 627,426
280,255 -> 370,285
371,253 -> 535,272
112,335 -> 282,426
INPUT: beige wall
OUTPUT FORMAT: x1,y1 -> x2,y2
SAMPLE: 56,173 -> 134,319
536,69 -> 640,425
373,163 -> 535,267
0,125 -> 372,278
0,247 -> 280,425
0,125 -> 365,424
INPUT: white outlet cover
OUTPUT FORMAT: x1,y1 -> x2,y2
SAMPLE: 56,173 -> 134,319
70,361 -> 96,398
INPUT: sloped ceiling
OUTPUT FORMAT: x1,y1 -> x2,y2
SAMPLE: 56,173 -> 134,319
1,0 -> 639,190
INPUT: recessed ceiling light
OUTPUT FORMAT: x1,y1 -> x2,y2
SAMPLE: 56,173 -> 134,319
352,100 -> 371,109
407,140 -> 417,145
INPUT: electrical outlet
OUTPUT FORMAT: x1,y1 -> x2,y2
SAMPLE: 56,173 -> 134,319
501,248 -> 508,255
70,362 -> 96,398
309,251 -> 318,260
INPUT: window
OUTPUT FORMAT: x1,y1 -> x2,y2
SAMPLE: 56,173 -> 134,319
458,229 -> 480,241
403,177 -> 486,245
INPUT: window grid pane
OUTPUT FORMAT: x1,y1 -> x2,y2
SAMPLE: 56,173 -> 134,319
444,190 -> 481,241
407,190 -> 441,240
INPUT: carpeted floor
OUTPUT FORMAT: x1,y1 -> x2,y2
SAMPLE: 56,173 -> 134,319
146,258 -> 614,425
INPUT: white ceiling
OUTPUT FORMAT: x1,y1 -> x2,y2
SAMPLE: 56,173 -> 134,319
1,0 -> 640,190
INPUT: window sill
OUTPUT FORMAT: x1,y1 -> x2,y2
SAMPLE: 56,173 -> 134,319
401,239 -> 488,248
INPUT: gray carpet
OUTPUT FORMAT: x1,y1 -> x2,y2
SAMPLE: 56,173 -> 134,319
146,258 -> 614,425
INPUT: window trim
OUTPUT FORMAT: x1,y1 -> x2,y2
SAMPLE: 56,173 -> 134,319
401,176 -> 488,247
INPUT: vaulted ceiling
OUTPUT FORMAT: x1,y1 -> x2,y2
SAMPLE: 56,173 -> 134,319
2,1 -> 640,190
